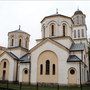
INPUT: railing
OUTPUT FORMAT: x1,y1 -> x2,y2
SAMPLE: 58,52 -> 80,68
0,80 -> 90,90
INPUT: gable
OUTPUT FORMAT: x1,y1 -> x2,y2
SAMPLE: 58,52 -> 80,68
29,38 -> 69,53
0,51 -> 18,62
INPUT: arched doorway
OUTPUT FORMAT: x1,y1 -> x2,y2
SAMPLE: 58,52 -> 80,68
68,67 -> 77,85
37,50 -> 58,83
22,68 -> 29,83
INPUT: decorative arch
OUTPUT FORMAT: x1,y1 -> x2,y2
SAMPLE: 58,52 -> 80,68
22,68 -> 29,83
60,21 -> 71,37
68,67 -> 77,85
0,59 -> 9,80
49,23 -> 56,36
37,50 -> 58,83
47,20 -> 59,26
18,36 -> 23,47
60,21 -> 71,28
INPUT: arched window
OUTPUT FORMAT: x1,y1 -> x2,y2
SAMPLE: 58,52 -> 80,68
19,39 -> 21,46
11,39 -> 14,46
40,64 -> 43,75
3,62 -> 6,68
78,29 -> 80,37
52,64 -> 55,75
63,25 -> 66,36
51,25 -> 54,36
46,60 -> 50,75
74,30 -> 76,38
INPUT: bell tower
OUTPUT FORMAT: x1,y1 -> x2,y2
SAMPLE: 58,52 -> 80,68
8,25 -> 30,58
72,9 -> 87,43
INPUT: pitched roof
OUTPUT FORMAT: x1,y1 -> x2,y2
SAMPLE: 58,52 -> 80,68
29,38 -> 69,53
0,46 -> 7,51
0,51 -> 19,60
41,13 -> 73,23
8,46 -> 28,51
70,43 -> 85,51
8,29 -> 30,36
20,54 -> 30,63
7,52 -> 19,60
67,55 -> 81,62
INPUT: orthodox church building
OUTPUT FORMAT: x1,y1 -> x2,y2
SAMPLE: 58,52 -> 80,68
0,9 -> 89,85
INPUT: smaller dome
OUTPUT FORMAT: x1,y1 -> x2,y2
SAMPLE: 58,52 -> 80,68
74,9 -> 83,15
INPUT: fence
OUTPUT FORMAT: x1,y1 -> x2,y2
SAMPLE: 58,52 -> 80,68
0,80 -> 90,90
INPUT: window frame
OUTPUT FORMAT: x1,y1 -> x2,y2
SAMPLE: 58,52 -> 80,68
46,60 -> 50,75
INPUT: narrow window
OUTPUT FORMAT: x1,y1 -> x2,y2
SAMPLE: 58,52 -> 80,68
3,62 -> 6,68
77,16 -> 79,24
25,40 -> 28,48
11,39 -> 14,46
3,70 -> 6,80
82,29 -> 84,37
78,30 -> 80,38
52,64 -> 55,75
63,25 -> 65,36
19,39 -> 21,46
46,60 -> 50,75
82,16 -> 84,24
51,25 -> 54,36
43,26 -> 45,38
74,30 -> 76,38
40,64 -> 43,75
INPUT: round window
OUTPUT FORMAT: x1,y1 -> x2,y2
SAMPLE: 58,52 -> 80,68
24,70 -> 28,74
70,69 -> 75,75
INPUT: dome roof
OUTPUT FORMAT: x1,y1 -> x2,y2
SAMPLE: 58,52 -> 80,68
74,9 -> 83,15
8,25 -> 30,36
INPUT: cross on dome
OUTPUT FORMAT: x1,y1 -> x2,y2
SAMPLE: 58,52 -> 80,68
56,8 -> 58,14
19,25 -> 21,30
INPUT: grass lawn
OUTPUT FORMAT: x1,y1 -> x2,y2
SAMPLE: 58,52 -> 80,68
0,83 -> 90,90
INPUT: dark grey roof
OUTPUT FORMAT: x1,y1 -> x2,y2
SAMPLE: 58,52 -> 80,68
74,10 -> 83,15
7,52 -> 19,60
70,43 -> 85,51
67,55 -> 81,62
20,54 -> 30,63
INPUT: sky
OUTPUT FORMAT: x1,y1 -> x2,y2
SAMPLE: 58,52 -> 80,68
0,0 -> 90,49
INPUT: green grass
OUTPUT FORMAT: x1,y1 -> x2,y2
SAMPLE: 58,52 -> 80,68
0,83 -> 90,90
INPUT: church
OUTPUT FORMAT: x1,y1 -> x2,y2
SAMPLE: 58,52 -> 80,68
0,9 -> 89,85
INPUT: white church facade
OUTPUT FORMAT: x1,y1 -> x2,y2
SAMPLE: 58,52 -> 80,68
0,9 -> 89,85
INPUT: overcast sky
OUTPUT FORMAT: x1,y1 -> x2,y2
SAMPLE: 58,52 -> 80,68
0,1 -> 90,49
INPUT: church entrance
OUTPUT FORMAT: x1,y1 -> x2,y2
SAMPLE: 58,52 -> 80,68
68,68 -> 77,85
